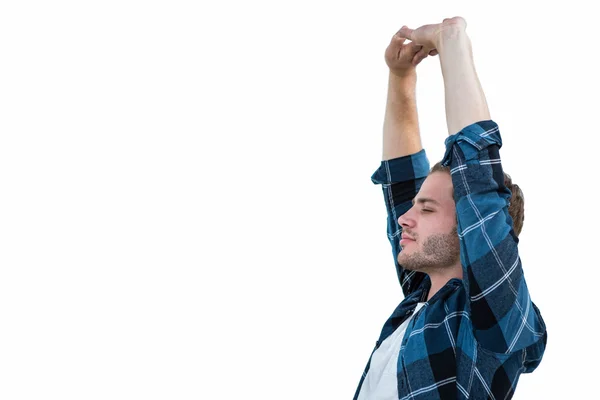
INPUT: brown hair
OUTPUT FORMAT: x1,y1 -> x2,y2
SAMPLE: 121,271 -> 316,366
430,161 -> 525,237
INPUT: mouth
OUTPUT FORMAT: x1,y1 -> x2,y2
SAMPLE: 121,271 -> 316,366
400,238 -> 415,245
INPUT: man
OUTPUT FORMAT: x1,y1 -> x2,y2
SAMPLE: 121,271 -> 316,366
354,17 -> 547,399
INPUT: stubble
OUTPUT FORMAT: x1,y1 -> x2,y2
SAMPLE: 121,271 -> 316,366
398,227 -> 460,272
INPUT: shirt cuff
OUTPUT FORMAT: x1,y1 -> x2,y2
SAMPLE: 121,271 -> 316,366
441,120 -> 502,166
371,149 -> 430,185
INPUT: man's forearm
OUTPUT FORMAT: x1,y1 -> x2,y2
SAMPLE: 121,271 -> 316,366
382,72 -> 422,160
437,27 -> 491,136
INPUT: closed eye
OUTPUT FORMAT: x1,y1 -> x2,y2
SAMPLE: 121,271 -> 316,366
421,209 -> 433,213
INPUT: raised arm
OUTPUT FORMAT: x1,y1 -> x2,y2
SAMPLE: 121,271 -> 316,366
397,18 -> 490,134
371,31 -> 434,297
382,32 -> 427,160
399,18 -> 547,357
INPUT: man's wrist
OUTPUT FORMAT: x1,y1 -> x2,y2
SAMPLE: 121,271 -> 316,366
389,70 -> 417,94
387,70 -> 417,102
389,69 -> 417,81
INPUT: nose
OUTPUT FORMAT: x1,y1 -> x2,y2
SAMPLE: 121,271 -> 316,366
397,207 -> 416,229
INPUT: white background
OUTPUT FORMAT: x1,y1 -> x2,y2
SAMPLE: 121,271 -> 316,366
1,1 -> 598,399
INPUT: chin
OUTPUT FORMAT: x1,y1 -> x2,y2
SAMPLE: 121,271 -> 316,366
397,255 -> 413,268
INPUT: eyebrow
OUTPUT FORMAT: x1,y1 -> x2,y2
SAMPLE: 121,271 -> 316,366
412,197 -> 441,206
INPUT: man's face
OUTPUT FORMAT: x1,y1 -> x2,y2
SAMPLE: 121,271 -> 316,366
397,171 -> 460,272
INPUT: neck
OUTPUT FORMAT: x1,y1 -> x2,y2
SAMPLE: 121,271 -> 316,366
426,265 -> 463,301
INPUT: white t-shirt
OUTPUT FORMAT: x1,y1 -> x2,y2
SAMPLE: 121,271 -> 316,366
358,302 -> 427,400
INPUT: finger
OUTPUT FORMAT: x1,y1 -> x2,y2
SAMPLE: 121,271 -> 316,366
412,49 -> 429,66
391,34 -> 407,45
412,54 -> 428,66
429,49 -> 438,56
396,25 -> 413,40
408,42 -> 423,54
394,26 -> 406,37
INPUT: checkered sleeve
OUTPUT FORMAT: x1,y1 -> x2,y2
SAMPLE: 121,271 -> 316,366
371,150 -> 431,297
441,120 -> 547,357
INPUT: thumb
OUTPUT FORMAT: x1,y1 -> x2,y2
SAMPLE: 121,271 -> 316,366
396,25 -> 414,40
391,34 -> 407,45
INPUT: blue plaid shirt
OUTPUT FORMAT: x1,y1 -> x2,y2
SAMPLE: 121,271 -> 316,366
354,120 -> 547,399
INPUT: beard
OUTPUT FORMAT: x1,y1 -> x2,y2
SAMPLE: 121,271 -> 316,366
398,227 -> 460,272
